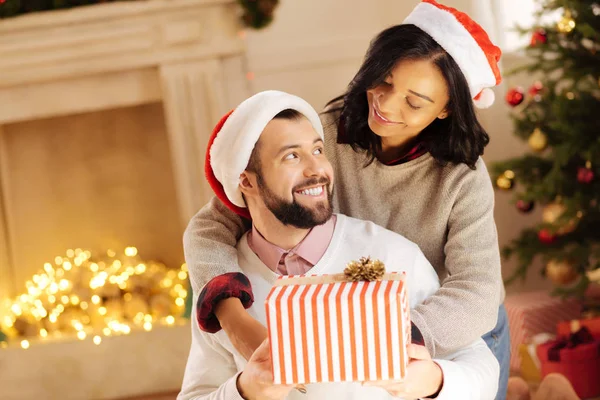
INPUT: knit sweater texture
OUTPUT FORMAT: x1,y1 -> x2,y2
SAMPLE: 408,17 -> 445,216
183,105 -> 504,357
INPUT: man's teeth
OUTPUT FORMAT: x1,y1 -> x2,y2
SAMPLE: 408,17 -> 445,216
299,186 -> 324,196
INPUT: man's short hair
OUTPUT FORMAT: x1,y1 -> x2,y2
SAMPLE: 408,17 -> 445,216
245,109 -> 304,174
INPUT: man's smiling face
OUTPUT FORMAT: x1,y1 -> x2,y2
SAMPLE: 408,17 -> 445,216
244,115 -> 334,228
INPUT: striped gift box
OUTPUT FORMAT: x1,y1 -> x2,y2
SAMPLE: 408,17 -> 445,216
264,272 -> 410,385
505,291 -> 582,372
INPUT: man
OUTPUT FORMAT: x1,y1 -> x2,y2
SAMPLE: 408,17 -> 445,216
178,91 -> 499,400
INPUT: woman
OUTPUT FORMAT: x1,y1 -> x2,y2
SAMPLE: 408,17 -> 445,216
185,0 -> 509,398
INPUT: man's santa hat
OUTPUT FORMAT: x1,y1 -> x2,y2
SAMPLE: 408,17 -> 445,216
205,90 -> 324,219
402,0 -> 502,109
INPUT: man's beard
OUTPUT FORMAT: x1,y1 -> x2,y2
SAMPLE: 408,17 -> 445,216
257,175 -> 333,229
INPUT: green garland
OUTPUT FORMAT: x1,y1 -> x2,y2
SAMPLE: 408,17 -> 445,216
238,0 -> 279,29
0,0 -> 280,29
0,0 -> 129,19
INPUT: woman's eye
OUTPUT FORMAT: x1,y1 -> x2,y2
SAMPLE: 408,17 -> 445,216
406,98 -> 421,110
313,148 -> 323,155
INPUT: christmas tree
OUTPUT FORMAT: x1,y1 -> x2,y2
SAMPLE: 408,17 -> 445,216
492,0 -> 600,304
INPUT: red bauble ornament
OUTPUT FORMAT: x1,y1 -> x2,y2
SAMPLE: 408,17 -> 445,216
528,81 -> 544,97
516,200 -> 535,213
506,87 -> 525,107
530,29 -> 548,46
538,229 -> 557,244
577,167 -> 594,183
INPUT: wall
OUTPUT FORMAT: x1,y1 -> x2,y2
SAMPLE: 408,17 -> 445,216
243,0 -> 546,293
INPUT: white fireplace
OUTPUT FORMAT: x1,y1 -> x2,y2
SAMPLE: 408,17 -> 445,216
0,0 -> 250,298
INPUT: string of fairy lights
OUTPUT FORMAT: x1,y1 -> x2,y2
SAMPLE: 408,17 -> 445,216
0,247 -> 189,349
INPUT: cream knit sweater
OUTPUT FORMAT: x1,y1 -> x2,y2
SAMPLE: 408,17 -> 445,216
183,106 -> 504,357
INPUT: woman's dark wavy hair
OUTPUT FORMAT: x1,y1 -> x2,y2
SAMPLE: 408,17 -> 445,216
325,24 -> 490,169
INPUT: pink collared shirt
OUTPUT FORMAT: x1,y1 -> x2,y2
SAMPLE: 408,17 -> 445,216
247,215 -> 337,275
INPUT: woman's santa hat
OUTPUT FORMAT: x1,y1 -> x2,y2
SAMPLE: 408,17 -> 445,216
402,0 -> 502,109
205,90 -> 324,219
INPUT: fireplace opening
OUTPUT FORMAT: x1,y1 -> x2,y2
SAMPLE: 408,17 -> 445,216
0,102 -> 184,296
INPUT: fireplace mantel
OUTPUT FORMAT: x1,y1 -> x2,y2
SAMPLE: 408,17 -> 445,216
0,0 -> 243,90
0,0 -> 249,297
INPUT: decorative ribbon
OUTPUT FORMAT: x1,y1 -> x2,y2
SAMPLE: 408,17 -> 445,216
548,326 -> 595,361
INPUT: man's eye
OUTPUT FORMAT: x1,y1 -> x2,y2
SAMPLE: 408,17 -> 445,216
284,153 -> 298,160
313,148 -> 323,155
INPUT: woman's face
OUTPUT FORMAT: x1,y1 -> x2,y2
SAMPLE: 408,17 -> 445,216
366,59 -> 450,147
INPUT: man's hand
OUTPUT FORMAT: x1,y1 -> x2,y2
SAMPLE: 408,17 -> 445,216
237,338 -> 294,400
363,343 -> 443,399
216,297 -> 268,361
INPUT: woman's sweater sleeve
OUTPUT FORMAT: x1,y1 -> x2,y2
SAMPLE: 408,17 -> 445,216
410,159 -> 503,357
184,196 -> 252,333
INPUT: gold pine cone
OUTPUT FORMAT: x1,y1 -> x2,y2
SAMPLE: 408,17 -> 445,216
344,257 -> 385,281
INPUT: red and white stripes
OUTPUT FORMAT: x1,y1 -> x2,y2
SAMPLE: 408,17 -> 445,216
505,291 -> 581,371
265,273 -> 409,385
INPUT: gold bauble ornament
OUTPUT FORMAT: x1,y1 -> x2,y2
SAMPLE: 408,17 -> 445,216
528,128 -> 548,152
542,202 -> 566,224
546,259 -> 579,285
557,11 -> 576,33
496,170 -> 515,190
542,202 -> 579,235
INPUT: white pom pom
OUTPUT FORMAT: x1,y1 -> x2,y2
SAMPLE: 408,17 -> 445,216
473,88 -> 495,109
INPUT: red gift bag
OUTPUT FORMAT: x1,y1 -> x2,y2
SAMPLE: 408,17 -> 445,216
536,327 -> 600,399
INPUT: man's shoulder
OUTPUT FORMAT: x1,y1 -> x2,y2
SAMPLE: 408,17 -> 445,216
335,214 -> 420,253
333,215 -> 427,276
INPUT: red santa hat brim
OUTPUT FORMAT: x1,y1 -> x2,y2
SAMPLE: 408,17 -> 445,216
205,110 -> 252,219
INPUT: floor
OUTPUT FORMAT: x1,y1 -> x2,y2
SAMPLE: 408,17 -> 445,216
117,392 -> 178,400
